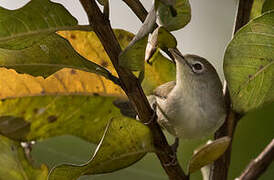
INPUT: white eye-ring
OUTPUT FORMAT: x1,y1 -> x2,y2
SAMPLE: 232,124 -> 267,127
192,61 -> 204,73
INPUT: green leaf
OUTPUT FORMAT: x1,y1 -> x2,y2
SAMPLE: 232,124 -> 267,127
119,36 -> 148,71
0,95 -> 153,177
156,27 -> 177,49
262,0 -> 274,13
0,0 -> 78,50
224,11 -> 274,113
157,0 -> 176,6
0,116 -> 30,141
0,95 -> 126,142
0,135 -> 48,180
145,27 -> 177,62
49,118 -> 153,180
119,4 -> 157,71
188,137 -> 231,174
0,33 -> 112,78
158,0 -> 191,31
31,135 -> 97,169
119,27 -> 177,72
142,49 -> 176,94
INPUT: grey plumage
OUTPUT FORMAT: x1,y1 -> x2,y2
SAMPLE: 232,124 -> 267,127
114,49 -> 226,139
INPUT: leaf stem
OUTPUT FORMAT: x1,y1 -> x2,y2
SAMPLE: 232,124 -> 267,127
122,0 -> 148,22
79,0 -> 188,179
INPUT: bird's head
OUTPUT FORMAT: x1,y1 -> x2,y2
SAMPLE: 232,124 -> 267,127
169,48 -> 224,103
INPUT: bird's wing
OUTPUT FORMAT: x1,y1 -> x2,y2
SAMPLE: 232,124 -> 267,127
153,81 -> 176,99
114,81 -> 175,118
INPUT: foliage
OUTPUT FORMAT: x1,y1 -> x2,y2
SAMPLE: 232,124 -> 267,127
224,11 -> 274,113
0,135 -> 48,180
0,0 -> 78,50
188,137 -> 230,174
0,0 -> 273,180
157,0 -> 191,31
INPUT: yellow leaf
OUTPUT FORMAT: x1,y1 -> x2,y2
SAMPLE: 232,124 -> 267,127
0,68 -> 124,99
58,29 -> 135,76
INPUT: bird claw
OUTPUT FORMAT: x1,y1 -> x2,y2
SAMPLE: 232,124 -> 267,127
171,137 -> 179,153
144,103 -> 157,125
163,153 -> 179,167
163,137 -> 180,167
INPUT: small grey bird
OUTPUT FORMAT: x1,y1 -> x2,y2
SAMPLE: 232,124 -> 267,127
115,49 -> 226,139
150,49 -> 226,139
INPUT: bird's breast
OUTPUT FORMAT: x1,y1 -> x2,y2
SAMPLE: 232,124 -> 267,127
156,87 -> 225,139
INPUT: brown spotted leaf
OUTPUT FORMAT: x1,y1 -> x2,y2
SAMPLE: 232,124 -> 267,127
0,68 -> 153,176
58,30 -> 176,94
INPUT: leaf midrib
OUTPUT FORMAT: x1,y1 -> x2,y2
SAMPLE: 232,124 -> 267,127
235,60 -> 274,95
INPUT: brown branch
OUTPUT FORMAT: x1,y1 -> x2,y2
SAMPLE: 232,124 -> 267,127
210,0 -> 254,180
234,0 -> 254,33
237,139 -> 274,180
79,0 -> 188,179
122,0 -> 148,22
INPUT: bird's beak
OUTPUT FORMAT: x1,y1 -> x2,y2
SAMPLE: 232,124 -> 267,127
168,48 -> 192,70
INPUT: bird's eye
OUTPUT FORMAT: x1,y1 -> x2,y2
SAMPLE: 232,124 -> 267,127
192,61 -> 204,73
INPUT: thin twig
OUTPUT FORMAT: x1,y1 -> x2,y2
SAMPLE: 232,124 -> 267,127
79,0 -> 188,179
121,0 -> 176,62
234,0 -> 254,33
122,0 -> 148,22
236,139 -> 274,180
103,0 -> 110,19
210,0 -> 254,179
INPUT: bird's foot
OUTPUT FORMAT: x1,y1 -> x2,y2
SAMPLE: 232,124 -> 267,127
163,138 -> 180,167
171,137 -> 179,153
144,103 -> 157,125
163,153 -> 179,167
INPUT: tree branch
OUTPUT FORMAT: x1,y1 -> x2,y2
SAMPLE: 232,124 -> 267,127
234,0 -> 254,33
122,0 -> 148,22
79,0 -> 188,179
237,139 -> 274,180
210,0 -> 254,179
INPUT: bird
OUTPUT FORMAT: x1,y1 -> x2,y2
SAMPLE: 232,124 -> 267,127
115,48 -> 226,140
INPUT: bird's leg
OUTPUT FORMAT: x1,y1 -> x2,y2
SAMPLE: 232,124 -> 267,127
144,103 -> 157,125
145,103 -> 179,167
162,137 -> 180,167
171,137 -> 179,153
